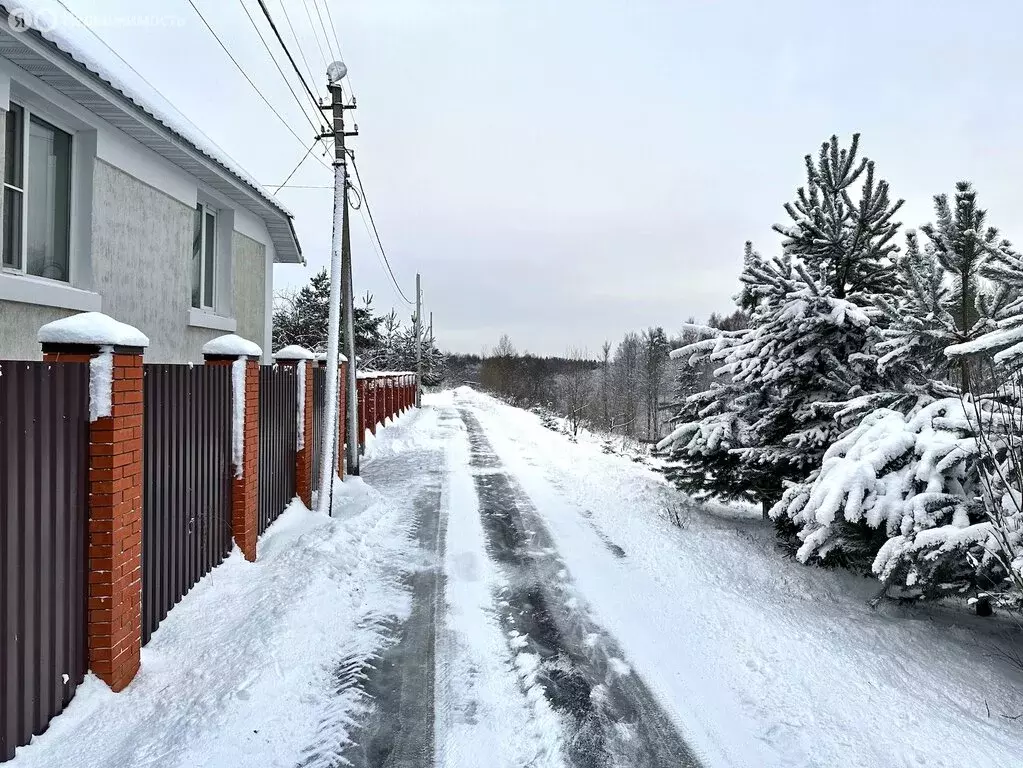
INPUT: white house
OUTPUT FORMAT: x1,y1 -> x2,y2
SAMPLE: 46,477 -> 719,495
0,2 -> 303,362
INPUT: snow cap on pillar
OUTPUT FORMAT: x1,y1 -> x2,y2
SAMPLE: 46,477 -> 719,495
38,311 -> 149,351
202,333 -> 262,359
273,344 -> 314,361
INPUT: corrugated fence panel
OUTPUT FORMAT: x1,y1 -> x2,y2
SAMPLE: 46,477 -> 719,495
0,361 -> 89,763
258,365 -> 297,534
142,365 -> 232,646
311,366 -> 325,491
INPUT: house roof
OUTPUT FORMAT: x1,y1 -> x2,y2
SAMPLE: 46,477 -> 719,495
0,1 -> 304,264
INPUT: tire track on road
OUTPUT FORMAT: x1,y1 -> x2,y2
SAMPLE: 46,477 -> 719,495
457,404 -> 703,768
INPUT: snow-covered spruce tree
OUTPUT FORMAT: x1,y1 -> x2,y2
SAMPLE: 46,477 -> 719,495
775,185 -> 1023,596
772,134 -> 903,304
876,183 -> 1016,392
658,321 -> 761,507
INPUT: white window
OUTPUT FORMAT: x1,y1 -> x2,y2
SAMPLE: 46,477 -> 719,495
191,201 -> 218,310
2,103 -> 73,281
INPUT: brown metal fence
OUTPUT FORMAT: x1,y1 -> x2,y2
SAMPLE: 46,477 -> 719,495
1,361 -> 89,762
142,365 -> 233,646
311,366 -> 326,492
258,365 -> 298,534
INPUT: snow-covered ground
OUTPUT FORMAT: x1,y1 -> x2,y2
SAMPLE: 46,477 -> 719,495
12,388 -> 1023,767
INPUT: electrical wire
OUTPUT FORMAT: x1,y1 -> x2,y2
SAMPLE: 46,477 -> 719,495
186,0 -> 327,162
236,0 -> 328,138
275,0 -> 320,98
349,154 -> 414,305
252,0 -> 328,119
51,0 -> 249,172
300,0 -> 329,79
310,0 -> 339,63
272,142 -> 319,194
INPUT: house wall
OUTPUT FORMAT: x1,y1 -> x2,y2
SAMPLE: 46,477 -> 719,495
0,59 -> 279,363
232,231 -> 267,350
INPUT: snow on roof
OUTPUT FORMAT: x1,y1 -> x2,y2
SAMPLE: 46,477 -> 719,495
3,1 -> 293,220
38,311 -> 149,347
202,334 -> 262,358
274,345 -> 314,361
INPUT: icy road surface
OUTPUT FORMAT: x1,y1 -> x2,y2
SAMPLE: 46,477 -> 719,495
11,388 -> 1023,767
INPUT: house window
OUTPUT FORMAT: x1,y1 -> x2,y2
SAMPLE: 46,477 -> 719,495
191,202 -> 217,309
2,103 -> 73,281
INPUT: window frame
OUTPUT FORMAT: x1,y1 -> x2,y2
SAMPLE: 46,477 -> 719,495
1,99 -> 75,283
192,200 -> 218,311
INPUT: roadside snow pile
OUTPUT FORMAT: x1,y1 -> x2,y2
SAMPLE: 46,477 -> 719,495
10,492 -> 418,768
37,311 -> 149,347
201,334 -> 262,358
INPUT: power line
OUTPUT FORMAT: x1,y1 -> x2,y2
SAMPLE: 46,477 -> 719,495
275,0 -> 320,98
300,0 -> 329,71
252,0 -> 327,118
310,0 -> 339,63
186,0 -> 326,160
237,0 -> 328,136
272,142 -> 320,194
52,0 -> 247,172
349,154 -> 414,305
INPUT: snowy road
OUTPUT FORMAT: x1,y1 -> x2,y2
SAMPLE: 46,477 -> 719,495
12,388 -> 1023,768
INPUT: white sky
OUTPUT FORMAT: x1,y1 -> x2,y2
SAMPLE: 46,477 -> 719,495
64,0 -> 1023,355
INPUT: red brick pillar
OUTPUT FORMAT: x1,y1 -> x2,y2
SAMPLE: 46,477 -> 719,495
357,378 -> 368,450
405,375 -> 411,412
389,377 -> 396,420
204,335 -> 262,562
337,358 -> 348,476
273,347 -> 314,507
39,313 -> 148,692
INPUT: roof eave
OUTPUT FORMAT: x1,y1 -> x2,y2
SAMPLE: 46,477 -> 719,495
0,12 -> 305,265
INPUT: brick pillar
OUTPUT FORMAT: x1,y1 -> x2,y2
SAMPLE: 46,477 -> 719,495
389,377 -> 396,420
204,335 -> 262,562
337,360 -> 347,477
39,313 -> 149,693
273,347 -> 314,507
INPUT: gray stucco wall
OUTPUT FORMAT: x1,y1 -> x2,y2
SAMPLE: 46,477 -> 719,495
0,155 -> 270,363
232,231 -> 266,350
0,303 -> 77,360
91,159 -> 219,363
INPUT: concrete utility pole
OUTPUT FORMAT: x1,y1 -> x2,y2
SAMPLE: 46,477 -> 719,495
415,272 -> 422,407
317,62 -> 361,505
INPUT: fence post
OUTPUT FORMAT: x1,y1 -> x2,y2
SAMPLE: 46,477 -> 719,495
389,377 -> 396,421
273,346 -> 314,508
38,312 -> 148,693
203,335 -> 261,562
336,355 -> 348,476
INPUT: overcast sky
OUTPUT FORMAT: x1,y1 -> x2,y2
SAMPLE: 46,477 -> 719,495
67,0 -> 1023,355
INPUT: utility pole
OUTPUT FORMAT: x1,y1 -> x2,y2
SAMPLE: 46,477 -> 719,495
415,272 -> 422,407
317,62 -> 360,510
